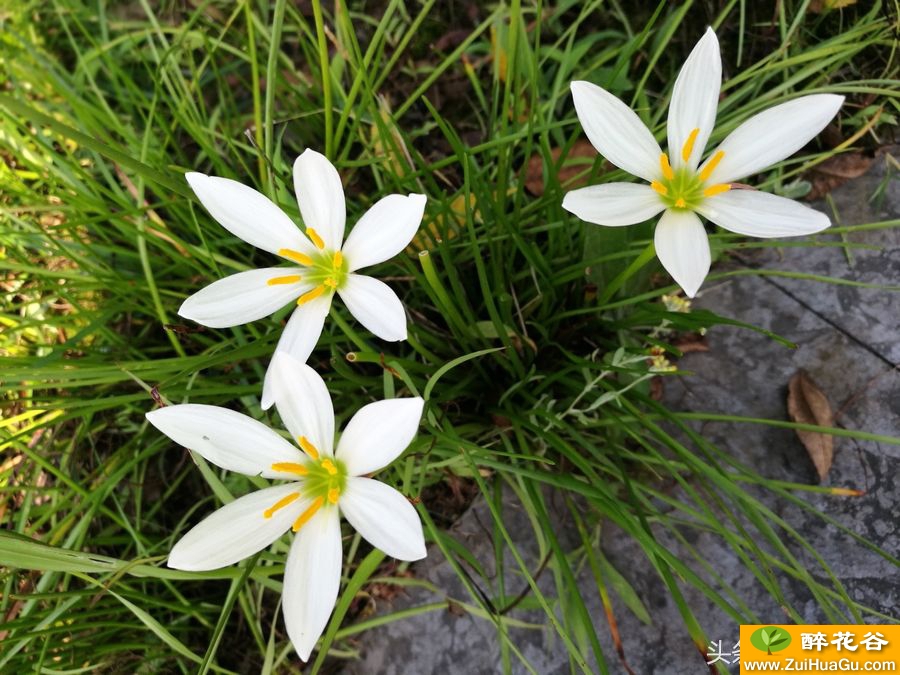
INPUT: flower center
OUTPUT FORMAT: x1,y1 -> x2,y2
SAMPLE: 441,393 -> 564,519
650,128 -> 730,210
263,435 -> 347,532
266,227 -> 349,304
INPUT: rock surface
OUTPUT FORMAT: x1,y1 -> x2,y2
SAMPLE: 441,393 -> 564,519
349,154 -> 899,674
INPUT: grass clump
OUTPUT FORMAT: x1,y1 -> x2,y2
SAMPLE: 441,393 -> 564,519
1,1 -> 897,673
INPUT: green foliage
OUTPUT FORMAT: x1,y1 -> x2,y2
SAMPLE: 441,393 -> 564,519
1,0 -> 897,673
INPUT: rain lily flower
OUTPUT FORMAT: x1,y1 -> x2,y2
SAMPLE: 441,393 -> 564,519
180,149 -> 427,408
146,352 -> 427,661
563,28 -> 842,297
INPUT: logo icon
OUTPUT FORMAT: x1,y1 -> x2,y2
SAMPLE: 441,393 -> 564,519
750,626 -> 792,655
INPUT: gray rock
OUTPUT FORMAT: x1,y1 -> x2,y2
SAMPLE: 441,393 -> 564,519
349,154 -> 898,674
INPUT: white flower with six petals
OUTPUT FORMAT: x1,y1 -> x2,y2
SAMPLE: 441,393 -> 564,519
180,149 -> 426,408
146,352 -> 427,661
563,28 -> 843,297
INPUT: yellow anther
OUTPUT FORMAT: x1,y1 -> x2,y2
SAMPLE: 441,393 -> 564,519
659,153 -> 675,181
298,436 -> 320,460
267,274 -> 303,286
278,248 -> 314,266
320,459 -> 338,476
681,128 -> 700,163
306,228 -> 325,250
271,462 -> 309,475
292,496 -> 324,532
297,285 -> 326,305
674,198 -> 687,208
263,491 -> 300,519
703,183 -> 731,198
650,181 -> 668,196
332,251 -> 343,268
699,150 -> 725,182
327,488 -> 340,504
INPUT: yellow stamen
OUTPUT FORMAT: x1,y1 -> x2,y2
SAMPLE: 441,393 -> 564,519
703,183 -> 731,198
298,436 -> 320,460
297,285 -> 326,305
306,228 -> 325,250
263,491 -> 300,519
324,277 -> 338,288
674,198 -> 687,208
267,274 -> 302,286
278,248 -> 314,266
271,462 -> 309,475
650,181 -> 668,196
659,153 -> 674,181
327,488 -> 340,504
681,128 -> 700,163
320,459 -> 337,476
699,150 -> 725,182
332,251 -> 343,268
292,496 -> 324,532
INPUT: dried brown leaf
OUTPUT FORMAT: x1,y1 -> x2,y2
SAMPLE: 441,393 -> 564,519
673,335 -> 709,353
524,140 -> 598,196
807,152 -> 874,200
787,370 -> 835,481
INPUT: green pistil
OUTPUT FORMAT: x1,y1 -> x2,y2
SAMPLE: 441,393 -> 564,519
303,457 -> 348,504
653,168 -> 707,211
303,249 -> 349,290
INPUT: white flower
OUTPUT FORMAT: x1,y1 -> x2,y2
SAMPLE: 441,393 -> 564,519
145,352 -> 427,661
563,28 -> 843,297
179,149 -> 427,408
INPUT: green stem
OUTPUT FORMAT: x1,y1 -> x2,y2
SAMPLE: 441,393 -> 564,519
418,250 -> 470,336
330,307 -> 369,353
264,0 -> 287,194
245,0 -> 266,185
596,240 -> 656,306
310,0 -> 333,156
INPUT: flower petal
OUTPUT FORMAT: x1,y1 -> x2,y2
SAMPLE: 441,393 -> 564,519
267,352 -> 335,456
654,209 -> 710,298
282,507 -> 342,661
293,150 -> 346,251
185,173 -> 310,256
336,397 -> 424,476
340,477 -> 426,561
562,183 -> 665,226
667,27 -> 721,171
341,194 -> 427,272
147,404 -> 303,478
701,94 -> 844,184
337,274 -> 407,342
570,80 -> 662,183
698,189 -> 830,238
260,294 -> 333,410
178,268 -> 306,329
167,484 -> 305,571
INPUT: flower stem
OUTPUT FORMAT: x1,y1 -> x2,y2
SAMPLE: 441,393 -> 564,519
310,0 -> 333,156
263,0 -> 287,193
596,241 -> 657,307
331,308 -> 369,353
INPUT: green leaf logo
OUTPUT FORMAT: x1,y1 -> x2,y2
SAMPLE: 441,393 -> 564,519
750,626 -> 793,655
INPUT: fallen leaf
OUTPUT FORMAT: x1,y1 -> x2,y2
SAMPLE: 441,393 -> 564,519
524,139 -> 598,196
806,152 -> 873,200
787,370 -> 835,481
649,376 -> 664,401
673,334 -> 709,353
